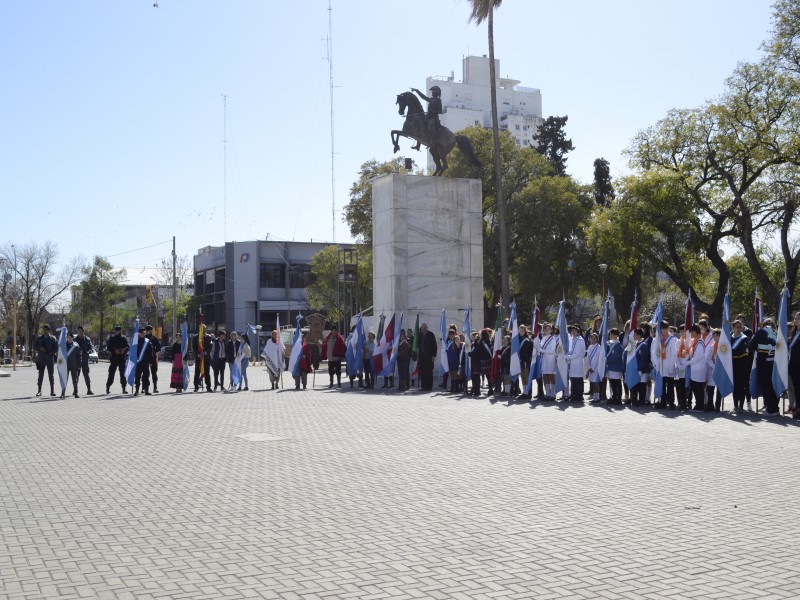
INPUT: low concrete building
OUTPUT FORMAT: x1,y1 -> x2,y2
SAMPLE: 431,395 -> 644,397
193,240 -> 347,334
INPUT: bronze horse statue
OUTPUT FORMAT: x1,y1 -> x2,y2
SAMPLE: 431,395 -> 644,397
391,91 -> 481,176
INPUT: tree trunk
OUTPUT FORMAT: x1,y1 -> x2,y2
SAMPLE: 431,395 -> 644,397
488,11 -> 509,313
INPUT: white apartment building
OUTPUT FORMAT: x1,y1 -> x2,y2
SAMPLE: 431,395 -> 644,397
422,55 -> 543,170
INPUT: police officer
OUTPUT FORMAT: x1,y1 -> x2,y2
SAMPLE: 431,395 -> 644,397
106,325 -> 130,394
144,325 -> 162,393
75,325 -> 95,395
749,318 -> 779,415
34,324 -> 58,397
410,85 -> 443,148
134,327 -> 153,396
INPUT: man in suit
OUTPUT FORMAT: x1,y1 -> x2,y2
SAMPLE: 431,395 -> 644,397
417,323 -> 438,391
212,330 -> 228,390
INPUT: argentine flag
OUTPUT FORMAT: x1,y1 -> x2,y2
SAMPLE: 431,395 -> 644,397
624,294 -> 640,391
524,305 -> 541,395
650,296 -> 664,401
462,308 -> 472,380
509,302 -> 521,382
125,318 -> 141,388
287,314 -> 304,378
56,325 -> 69,393
439,309 -> 449,376
555,300 -> 570,395
712,291 -> 734,399
346,313 -> 365,378
596,293 -> 610,384
771,285 -> 791,397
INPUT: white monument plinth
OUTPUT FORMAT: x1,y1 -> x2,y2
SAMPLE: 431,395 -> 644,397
372,174 -> 484,332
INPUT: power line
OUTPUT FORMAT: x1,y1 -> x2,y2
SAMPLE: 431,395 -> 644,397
105,240 -> 172,258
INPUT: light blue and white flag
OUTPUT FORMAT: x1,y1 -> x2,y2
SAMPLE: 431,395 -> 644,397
56,325 -> 69,392
181,321 -> 190,391
287,314 -> 304,378
439,308 -> 449,376
230,337 -> 242,389
346,313 -> 366,378
382,312 -> 404,377
650,296 -> 664,400
596,292 -> 610,383
772,285 -> 791,397
462,307 -> 472,380
624,293 -> 640,391
524,304 -> 540,395
712,290 -> 734,399
125,318 -> 141,388
509,302 -> 521,382
555,300 -> 570,394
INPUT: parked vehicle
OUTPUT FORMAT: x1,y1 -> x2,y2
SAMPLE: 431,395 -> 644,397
88,350 -> 99,364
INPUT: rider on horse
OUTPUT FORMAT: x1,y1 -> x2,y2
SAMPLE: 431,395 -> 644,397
410,86 -> 443,150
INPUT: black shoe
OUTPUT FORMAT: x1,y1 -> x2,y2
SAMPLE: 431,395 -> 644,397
87,390 -> 94,395
122,388 -> 128,394
153,388 -> 159,393
51,391 -> 56,397
106,387 -> 110,394
74,393 -> 79,398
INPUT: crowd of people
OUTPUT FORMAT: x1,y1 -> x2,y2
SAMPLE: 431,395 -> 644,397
28,310 -> 800,422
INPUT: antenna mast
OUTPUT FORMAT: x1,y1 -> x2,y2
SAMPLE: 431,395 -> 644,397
326,0 -> 336,242
222,93 -> 229,245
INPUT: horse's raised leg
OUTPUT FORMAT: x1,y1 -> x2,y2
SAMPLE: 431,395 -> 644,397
390,130 -> 403,153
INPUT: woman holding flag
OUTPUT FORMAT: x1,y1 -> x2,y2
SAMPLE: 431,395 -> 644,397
170,333 -> 184,392
539,323 -> 557,401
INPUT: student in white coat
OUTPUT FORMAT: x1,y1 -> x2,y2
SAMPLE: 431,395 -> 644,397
567,324 -> 586,402
680,324 -> 707,411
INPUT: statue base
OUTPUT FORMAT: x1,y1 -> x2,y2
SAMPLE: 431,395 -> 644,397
372,174 -> 484,332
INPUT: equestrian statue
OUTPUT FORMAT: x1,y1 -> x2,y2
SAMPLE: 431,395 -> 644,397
391,86 -> 481,176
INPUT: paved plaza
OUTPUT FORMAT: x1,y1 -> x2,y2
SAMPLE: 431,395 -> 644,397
1,363 -> 799,599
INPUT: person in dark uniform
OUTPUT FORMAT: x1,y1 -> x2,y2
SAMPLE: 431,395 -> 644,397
134,328 -> 153,396
34,324 -> 58,397
730,319 -> 750,412
410,85 -> 443,149
193,330 -> 213,392
74,325 -> 94,395
105,325 -> 130,394
144,325 -> 162,393
749,318 -> 779,415
417,323 -> 438,391
64,332 -> 81,398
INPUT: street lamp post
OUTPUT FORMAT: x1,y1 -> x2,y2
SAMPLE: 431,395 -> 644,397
599,263 -> 608,301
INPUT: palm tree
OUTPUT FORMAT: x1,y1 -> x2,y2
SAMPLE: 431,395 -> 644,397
468,0 -> 509,313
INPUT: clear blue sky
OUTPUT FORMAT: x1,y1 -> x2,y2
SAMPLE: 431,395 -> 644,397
1,0 -> 773,280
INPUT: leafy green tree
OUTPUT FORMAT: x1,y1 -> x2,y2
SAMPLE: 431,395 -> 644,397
533,115 -> 575,176
588,171 -> 731,322
468,0 -> 510,312
593,158 -> 615,206
76,256 -> 126,343
306,245 -> 372,325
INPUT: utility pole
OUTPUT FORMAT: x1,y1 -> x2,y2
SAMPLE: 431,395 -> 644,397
222,93 -> 228,245
325,0 -> 336,242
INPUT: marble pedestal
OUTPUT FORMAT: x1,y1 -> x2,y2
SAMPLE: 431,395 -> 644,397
372,174 -> 484,332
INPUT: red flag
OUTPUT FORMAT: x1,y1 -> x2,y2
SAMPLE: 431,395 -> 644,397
198,313 -> 205,374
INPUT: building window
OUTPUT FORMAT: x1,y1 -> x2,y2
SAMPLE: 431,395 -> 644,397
205,269 -> 215,294
289,264 -> 314,288
515,124 -> 520,130
260,263 -> 285,288
474,120 -> 481,126
215,268 -> 226,292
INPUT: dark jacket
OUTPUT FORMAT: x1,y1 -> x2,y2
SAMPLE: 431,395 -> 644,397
107,333 -> 130,364
136,335 -> 154,365
606,341 -> 624,373
34,333 -> 58,366
146,334 -> 162,365
65,341 -> 81,372
418,330 -> 438,361
397,339 -> 411,361
636,336 -> 653,374
75,334 -> 94,363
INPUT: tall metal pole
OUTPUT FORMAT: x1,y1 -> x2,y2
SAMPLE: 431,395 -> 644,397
172,236 -> 177,341
326,0 -> 336,242
222,94 -> 228,245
